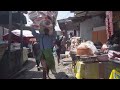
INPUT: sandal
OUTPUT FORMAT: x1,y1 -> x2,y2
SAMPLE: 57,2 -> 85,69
37,67 -> 41,71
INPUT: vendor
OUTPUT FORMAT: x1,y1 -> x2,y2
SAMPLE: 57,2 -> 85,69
94,41 -> 102,49
60,31 -> 66,54
107,33 -> 120,51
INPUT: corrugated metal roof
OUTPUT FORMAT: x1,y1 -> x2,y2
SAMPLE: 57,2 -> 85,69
57,11 -> 106,31
74,11 -> 105,17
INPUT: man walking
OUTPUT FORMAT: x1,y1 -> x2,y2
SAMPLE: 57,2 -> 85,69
31,27 -> 56,79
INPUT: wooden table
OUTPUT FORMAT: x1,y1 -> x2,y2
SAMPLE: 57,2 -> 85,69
74,55 -> 113,79
76,55 -> 98,63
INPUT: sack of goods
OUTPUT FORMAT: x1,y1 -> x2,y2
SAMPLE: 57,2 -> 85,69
28,11 -> 53,35
28,11 -> 47,21
76,41 -> 98,56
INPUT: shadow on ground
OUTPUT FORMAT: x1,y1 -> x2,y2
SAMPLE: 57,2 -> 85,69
23,60 -> 36,71
55,72 -> 76,79
54,72 -> 69,79
13,59 -> 40,79
15,71 -> 43,79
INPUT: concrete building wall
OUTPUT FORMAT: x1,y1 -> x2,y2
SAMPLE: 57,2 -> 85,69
80,16 -> 105,40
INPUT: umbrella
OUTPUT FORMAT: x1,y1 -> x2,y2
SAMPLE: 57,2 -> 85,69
3,29 -> 39,44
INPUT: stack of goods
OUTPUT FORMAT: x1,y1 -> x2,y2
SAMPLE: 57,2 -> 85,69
96,43 -> 109,62
28,11 -> 54,35
97,43 -> 120,62
76,41 -> 98,62
76,41 -> 98,56
70,37 -> 80,55
70,37 -> 81,63
108,50 -> 120,61
101,44 -> 109,53
77,43 -> 92,56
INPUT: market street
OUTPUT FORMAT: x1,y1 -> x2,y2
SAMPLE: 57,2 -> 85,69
0,11 -> 120,79
13,55 -> 75,79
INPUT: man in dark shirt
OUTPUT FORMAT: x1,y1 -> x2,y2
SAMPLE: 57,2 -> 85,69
32,42 -> 41,71
55,35 -> 63,65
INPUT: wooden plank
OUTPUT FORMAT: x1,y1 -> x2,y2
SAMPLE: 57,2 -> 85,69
8,11 -> 12,52
92,31 -> 98,43
98,30 -> 107,44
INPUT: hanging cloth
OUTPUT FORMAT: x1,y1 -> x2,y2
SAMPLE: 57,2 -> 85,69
106,11 -> 113,40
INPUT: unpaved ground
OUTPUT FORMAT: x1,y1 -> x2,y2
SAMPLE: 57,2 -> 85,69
14,56 -> 75,79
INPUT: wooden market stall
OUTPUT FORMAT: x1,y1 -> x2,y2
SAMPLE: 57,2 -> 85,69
0,11 -> 58,79
73,11 -> 120,79
0,11 -> 27,79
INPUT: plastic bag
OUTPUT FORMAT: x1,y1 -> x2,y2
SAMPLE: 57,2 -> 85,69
74,61 -> 84,79
85,41 -> 98,54
77,43 -> 88,49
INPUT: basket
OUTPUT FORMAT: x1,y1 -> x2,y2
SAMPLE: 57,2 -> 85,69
0,44 -> 8,61
77,48 -> 93,56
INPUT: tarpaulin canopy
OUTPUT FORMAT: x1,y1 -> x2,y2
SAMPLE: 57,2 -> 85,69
3,29 -> 39,44
0,11 -> 27,30
0,12 -> 27,25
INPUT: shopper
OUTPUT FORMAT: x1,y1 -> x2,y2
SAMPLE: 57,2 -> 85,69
32,41 -> 41,71
60,31 -> 67,54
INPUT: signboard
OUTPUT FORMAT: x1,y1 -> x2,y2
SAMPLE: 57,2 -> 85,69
106,11 -> 113,39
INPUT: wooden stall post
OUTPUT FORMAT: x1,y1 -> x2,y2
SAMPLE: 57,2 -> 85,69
8,11 -> 12,58
19,11 -> 23,68
2,26 -> 4,40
